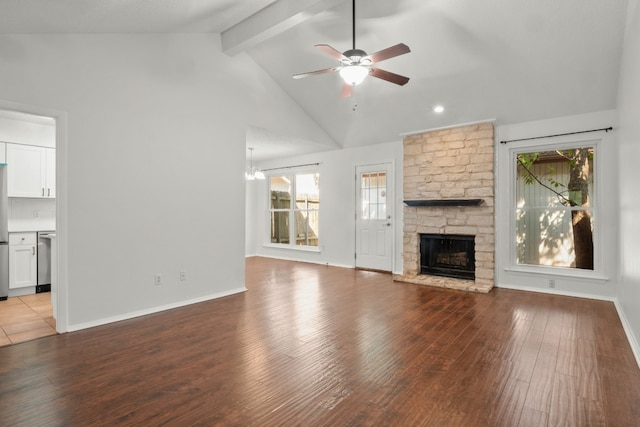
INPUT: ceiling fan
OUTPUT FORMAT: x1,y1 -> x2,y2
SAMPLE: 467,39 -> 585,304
293,0 -> 411,98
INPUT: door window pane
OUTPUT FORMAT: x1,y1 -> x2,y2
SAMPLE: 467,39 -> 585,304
360,171 -> 387,220
378,173 -> 386,187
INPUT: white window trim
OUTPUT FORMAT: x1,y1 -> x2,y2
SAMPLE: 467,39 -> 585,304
265,169 -> 320,251
508,136 -> 604,278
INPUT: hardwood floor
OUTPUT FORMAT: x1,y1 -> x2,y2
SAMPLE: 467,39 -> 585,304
1,257 -> 639,426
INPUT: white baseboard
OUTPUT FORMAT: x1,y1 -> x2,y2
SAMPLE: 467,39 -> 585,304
327,262 -> 355,269
495,282 -> 616,302
66,287 -> 247,333
252,253 -> 354,270
614,299 -> 640,370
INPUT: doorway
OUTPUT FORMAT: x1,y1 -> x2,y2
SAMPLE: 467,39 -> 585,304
0,100 -> 67,334
355,163 -> 394,272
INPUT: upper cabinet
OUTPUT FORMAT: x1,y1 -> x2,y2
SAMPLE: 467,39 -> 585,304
6,144 -> 55,198
0,114 -> 55,148
0,110 -> 56,198
45,148 -> 56,198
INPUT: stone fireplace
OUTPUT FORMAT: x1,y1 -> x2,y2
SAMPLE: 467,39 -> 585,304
394,122 -> 495,293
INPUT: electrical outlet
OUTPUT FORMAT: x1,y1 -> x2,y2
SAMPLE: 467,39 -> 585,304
180,271 -> 187,281
155,274 -> 162,286
33,210 -> 40,218
549,279 -> 555,288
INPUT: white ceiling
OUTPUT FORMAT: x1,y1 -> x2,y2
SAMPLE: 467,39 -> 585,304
0,0 -> 277,33
0,0 -> 630,161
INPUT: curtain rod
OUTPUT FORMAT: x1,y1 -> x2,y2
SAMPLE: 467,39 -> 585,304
261,162 -> 321,172
500,127 -> 613,144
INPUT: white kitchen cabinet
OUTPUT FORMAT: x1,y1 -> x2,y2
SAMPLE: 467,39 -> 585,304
0,142 -> 6,163
9,232 -> 38,289
6,144 -> 55,198
45,148 -> 55,198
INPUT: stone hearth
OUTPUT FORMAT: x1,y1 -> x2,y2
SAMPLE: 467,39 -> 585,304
394,122 -> 495,293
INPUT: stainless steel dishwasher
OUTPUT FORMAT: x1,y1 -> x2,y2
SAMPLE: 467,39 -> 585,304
37,231 -> 55,293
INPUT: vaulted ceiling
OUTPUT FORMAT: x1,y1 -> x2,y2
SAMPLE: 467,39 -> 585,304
0,0 -> 630,161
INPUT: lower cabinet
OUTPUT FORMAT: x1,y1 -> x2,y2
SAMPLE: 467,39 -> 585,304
9,232 -> 37,289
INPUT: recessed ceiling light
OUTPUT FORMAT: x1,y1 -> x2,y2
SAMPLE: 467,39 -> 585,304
433,105 -> 445,113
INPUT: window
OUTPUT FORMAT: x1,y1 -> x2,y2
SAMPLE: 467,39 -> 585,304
269,173 -> 319,248
514,145 -> 595,270
360,171 -> 387,220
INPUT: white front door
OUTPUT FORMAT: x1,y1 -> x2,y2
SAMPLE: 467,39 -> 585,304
355,163 -> 393,271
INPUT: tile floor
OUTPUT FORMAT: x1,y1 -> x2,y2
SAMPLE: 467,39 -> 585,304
0,292 -> 56,347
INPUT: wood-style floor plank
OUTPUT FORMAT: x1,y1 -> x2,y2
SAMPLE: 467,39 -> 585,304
0,256 -> 639,426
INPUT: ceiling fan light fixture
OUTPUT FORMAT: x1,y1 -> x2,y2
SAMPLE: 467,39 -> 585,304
339,65 -> 370,85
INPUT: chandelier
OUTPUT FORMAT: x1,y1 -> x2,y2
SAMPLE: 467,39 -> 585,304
245,147 -> 265,180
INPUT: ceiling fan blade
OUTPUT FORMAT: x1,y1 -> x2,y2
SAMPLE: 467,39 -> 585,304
293,67 -> 341,79
315,44 -> 349,62
340,83 -> 353,98
364,43 -> 411,64
370,67 -> 410,86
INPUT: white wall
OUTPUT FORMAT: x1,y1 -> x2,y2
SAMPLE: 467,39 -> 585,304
496,110 -> 619,299
246,141 -> 404,273
0,34 -> 329,330
234,55 -> 337,151
617,0 -> 640,362
245,178 -> 258,257
8,198 -> 56,232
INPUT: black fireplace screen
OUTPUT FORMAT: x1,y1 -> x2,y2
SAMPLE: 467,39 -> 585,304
420,234 -> 475,280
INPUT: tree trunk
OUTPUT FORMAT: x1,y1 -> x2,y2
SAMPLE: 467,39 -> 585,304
568,149 -> 594,269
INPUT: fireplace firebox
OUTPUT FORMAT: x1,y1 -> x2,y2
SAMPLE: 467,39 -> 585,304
420,234 -> 475,280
